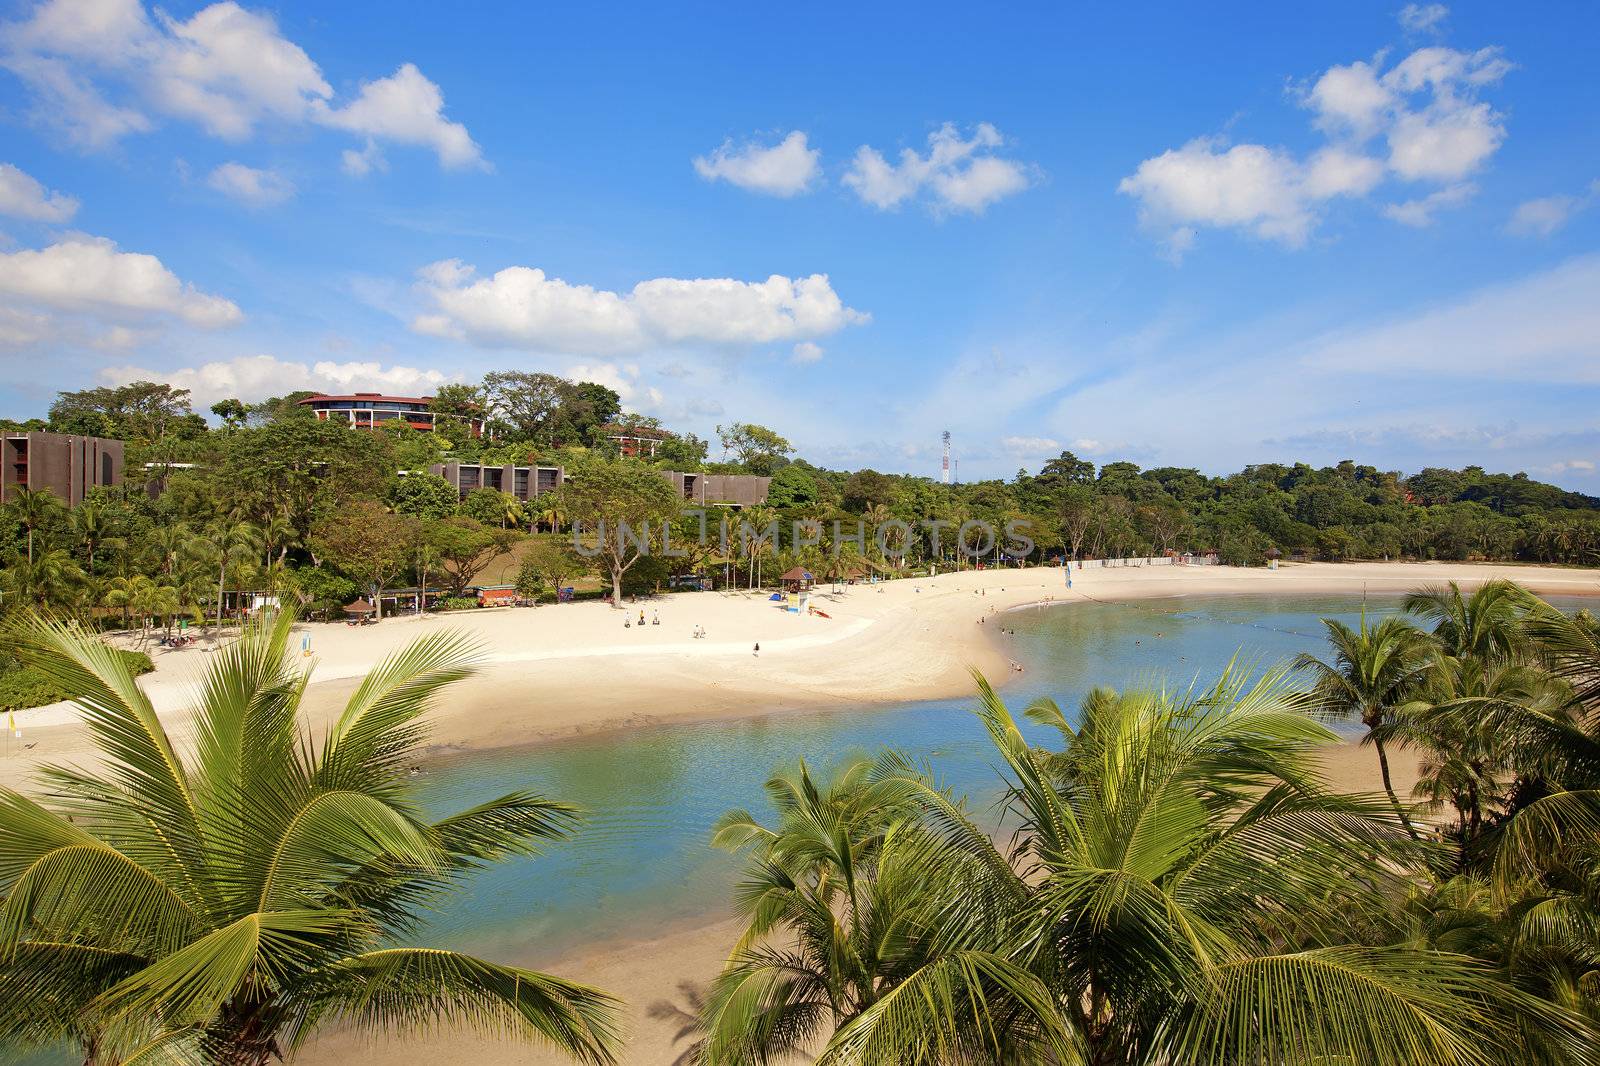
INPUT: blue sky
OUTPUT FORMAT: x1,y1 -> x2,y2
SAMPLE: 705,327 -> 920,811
1,1 -> 1597,485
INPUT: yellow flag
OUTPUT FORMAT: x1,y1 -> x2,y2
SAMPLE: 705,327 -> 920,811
6,711 -> 14,734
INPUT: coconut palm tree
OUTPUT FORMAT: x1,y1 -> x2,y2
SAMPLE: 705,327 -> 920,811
0,611 -> 620,1066
71,501 -> 109,575
1405,580 -> 1534,663
8,485 -> 63,565
838,671 -> 1594,1066
699,756 -> 1070,1065
1295,612 -> 1437,837
202,521 -> 264,633
1,546 -> 84,611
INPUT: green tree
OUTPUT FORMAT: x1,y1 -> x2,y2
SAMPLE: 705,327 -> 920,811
715,422 -> 793,475
1295,612 -> 1437,836
48,381 -> 194,443
389,471 -> 460,520
210,398 -> 249,431
425,517 -> 518,597
221,417 -> 391,547
309,501 -> 417,619
0,612 -> 621,1065
555,460 -> 680,607
8,485 -> 64,565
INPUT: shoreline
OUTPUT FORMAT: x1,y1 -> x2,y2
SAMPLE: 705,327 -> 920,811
5,560 -> 1597,790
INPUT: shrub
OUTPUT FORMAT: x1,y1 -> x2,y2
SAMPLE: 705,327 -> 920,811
442,596 -> 480,611
0,648 -> 153,711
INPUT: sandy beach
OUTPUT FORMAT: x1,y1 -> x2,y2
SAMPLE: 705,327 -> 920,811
6,559 -> 1595,1065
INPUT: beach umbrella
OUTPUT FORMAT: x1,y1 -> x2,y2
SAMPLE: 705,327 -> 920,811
343,597 -> 376,615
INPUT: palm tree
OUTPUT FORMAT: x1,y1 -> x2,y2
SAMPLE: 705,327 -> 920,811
71,501 -> 109,575
742,506 -> 777,591
8,485 -> 63,565
1404,655 -> 1562,855
1405,580 -> 1534,663
1,547 -> 84,610
699,756 -> 1068,1064
828,672 -> 1593,1066
0,611 -> 620,1066
497,491 -> 527,531
204,521 -> 264,632
1296,612 -> 1436,836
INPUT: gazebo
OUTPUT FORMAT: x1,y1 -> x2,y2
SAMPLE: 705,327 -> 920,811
780,566 -> 815,592
343,597 -> 376,621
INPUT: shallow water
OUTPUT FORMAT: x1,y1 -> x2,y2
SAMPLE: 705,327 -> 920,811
403,593 -> 1442,961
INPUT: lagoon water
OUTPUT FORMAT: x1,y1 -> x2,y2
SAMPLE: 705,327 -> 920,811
12,592 -> 1589,1066
407,594 -> 1429,962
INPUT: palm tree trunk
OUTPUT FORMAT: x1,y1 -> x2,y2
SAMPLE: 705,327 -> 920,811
1374,737 -> 1419,839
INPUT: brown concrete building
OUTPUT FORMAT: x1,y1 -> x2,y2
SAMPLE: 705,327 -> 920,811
661,471 -> 771,508
429,462 -> 564,501
2,432 -> 124,507
428,462 -> 770,509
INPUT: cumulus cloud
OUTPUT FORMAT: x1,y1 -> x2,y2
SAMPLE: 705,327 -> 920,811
314,63 -> 483,171
693,131 -> 820,197
1382,182 -> 1475,227
791,340 -> 824,364
0,161 -> 78,220
206,161 -> 294,206
1,0 -> 480,168
1121,30 -> 1513,255
1398,3 -> 1449,34
1117,139 -> 1381,252
843,123 -> 1033,214
1507,182 -> 1598,237
0,234 -> 241,348
97,354 -> 450,406
411,259 -> 869,355
1548,459 -> 1596,476
341,139 -> 387,178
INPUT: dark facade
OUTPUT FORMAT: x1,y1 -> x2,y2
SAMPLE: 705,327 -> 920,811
1,432 -> 124,507
660,471 -> 771,508
427,463 -> 770,509
429,462 -> 564,501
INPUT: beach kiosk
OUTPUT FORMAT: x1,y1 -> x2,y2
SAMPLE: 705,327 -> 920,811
343,597 -> 376,624
780,567 -> 814,592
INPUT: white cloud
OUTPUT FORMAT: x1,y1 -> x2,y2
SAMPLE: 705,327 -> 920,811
412,259 -> 868,355
0,234 -> 241,348
0,161 -> 78,220
1001,435 -> 1060,456
693,131 -> 820,197
1381,182 -> 1475,226
341,139 -> 387,177
1,0 -> 480,168
1118,139 -> 1380,252
1548,459 -> 1596,476
97,354 -> 450,406
206,161 -> 294,206
843,123 -> 1034,214
791,340 -> 823,363
1398,3 -> 1449,34
1507,183 -> 1598,237
1124,34 -> 1513,255
314,63 -> 483,171
1072,438 -> 1104,453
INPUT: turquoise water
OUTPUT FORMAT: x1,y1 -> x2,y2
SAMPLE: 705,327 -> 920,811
405,593 -> 1440,962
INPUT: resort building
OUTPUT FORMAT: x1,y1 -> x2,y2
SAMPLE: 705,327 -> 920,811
1,431 -> 124,507
661,471 -> 772,508
299,393 -> 484,437
600,422 -> 675,458
428,462 -> 771,509
429,462 -> 565,501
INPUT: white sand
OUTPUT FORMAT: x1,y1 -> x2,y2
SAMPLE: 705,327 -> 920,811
4,560 -> 1592,1064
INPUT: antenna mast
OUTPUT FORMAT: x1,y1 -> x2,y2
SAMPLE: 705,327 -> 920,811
941,430 -> 951,484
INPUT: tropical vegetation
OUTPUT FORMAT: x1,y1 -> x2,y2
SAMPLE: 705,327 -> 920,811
693,581 -> 1600,1064
0,611 -> 620,1065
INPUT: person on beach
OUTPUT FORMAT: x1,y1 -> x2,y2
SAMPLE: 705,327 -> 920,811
753,642 -> 760,657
